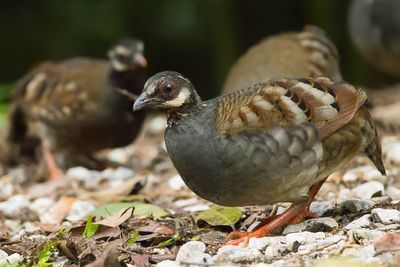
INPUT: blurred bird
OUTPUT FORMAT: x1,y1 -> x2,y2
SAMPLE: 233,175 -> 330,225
348,0 -> 400,76
223,25 -> 341,93
5,38 -> 147,180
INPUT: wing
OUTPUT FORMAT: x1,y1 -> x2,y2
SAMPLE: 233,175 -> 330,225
216,77 -> 368,140
14,58 -> 110,128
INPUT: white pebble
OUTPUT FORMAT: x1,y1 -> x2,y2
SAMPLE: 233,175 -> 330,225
0,195 -> 30,217
176,241 -> 213,266
386,186 -> 400,200
168,174 -> 186,190
345,214 -> 372,230
155,260 -> 179,267
66,200 -> 95,222
0,253 -> 22,265
214,245 -> 263,264
247,236 -> 287,251
147,116 -> 167,135
66,167 -> 100,181
351,181 -> 384,199
371,208 -> 400,224
343,165 -> 386,182
383,137 -> 400,164
29,197 -> 54,215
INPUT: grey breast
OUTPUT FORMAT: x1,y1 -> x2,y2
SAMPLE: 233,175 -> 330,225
165,101 -> 324,207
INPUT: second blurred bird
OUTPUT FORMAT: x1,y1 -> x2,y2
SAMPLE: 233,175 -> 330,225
223,25 -> 341,93
5,38 -> 147,180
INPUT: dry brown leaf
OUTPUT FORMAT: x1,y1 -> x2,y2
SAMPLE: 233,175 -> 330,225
138,223 -> 174,235
130,254 -> 150,267
95,207 -> 133,228
85,240 -> 123,267
46,196 -> 75,225
74,176 -> 146,204
27,179 -> 70,199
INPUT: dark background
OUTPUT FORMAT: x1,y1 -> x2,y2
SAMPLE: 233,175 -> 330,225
0,0 -> 396,108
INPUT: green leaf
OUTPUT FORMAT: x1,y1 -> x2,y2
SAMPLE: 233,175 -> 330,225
34,241 -> 58,267
156,236 -> 180,248
195,205 -> 242,226
90,202 -> 168,219
127,230 -> 139,244
82,215 -> 99,238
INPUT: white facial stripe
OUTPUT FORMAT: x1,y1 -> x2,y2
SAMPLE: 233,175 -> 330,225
111,59 -> 128,71
163,87 -> 191,107
176,74 -> 190,83
115,45 -> 131,56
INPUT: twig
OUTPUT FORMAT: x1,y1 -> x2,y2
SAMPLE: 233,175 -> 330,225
0,240 -> 22,246
117,89 -> 139,101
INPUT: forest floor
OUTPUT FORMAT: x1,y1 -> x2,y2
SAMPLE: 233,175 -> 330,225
0,113 -> 400,267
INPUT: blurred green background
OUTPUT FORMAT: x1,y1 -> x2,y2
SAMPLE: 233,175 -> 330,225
0,0 -> 397,127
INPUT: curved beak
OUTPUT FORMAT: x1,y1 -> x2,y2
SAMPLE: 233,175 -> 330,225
132,93 -> 148,111
134,53 -> 148,68
133,92 -> 162,111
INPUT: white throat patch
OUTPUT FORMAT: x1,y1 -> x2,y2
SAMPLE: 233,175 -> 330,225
163,87 -> 191,107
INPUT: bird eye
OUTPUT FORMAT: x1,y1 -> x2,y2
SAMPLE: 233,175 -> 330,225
163,84 -> 173,93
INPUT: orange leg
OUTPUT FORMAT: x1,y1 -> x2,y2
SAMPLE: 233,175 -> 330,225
224,178 -> 327,246
43,148 -> 64,181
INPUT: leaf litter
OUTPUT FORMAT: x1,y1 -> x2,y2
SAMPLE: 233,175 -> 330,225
0,114 -> 400,266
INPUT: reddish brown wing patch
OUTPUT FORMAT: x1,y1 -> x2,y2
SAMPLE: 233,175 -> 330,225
215,77 -> 368,140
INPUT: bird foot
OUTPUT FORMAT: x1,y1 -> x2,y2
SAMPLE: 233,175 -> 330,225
288,209 -> 317,225
43,148 -> 64,181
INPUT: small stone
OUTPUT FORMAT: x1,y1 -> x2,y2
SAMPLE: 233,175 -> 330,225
22,222 -> 40,233
214,245 -> 263,264
344,214 -> 372,230
310,201 -> 334,216
29,197 -> 54,216
282,217 -> 338,234
176,241 -> 213,266
0,253 -> 22,265
371,196 -> 391,204
4,219 -> 22,232
0,249 -> 8,260
0,195 -> 30,217
383,137 -> 400,165
341,244 -> 376,259
66,200 -> 95,222
66,166 -> 100,181
107,148 -> 129,164
387,186 -> 400,200
352,229 -> 385,241
285,232 -> 326,246
102,167 -> 135,181
247,236 -> 287,251
147,116 -> 167,135
155,260 -> 179,267
339,199 -> 375,213
297,235 -> 343,255
168,174 -> 186,190
371,208 -> 400,224
342,165 -> 386,183
351,181 -> 384,199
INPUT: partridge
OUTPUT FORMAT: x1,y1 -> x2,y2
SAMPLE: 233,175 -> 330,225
223,26 -> 341,93
348,0 -> 400,76
133,71 -> 385,246
6,38 -> 147,179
